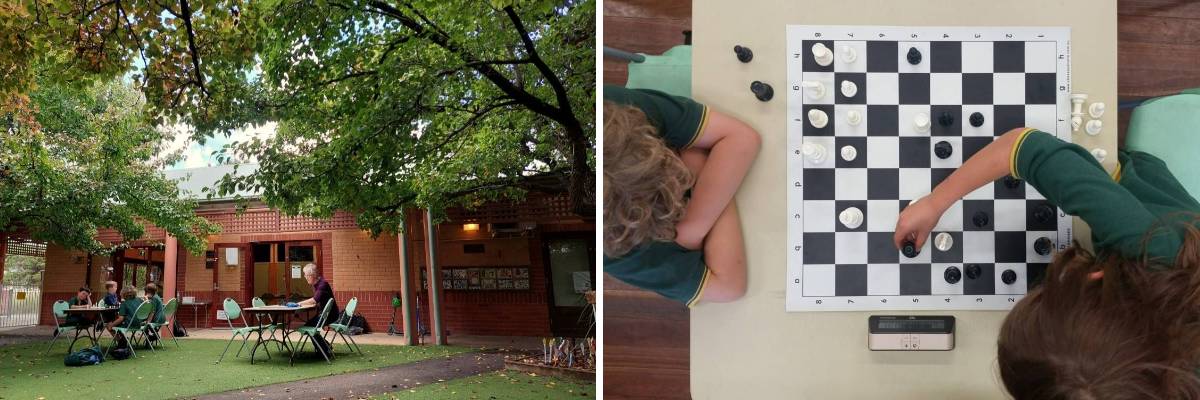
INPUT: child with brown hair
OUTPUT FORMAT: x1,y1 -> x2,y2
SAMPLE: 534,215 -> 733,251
604,85 -> 760,306
894,127 -> 1200,398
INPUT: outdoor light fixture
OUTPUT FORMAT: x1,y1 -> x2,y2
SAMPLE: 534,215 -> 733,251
462,223 -> 480,231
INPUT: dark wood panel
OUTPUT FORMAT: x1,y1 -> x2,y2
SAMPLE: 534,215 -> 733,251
603,0 -> 691,20
1118,0 -> 1200,18
603,13 -> 691,87
1118,41 -> 1200,96
603,274 -> 691,399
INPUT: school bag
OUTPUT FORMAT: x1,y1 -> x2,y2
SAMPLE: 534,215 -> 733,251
64,346 -> 103,367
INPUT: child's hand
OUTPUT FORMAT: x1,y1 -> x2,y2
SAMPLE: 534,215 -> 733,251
893,199 -> 943,251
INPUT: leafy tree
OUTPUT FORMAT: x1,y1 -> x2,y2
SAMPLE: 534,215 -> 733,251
2,255 -> 45,286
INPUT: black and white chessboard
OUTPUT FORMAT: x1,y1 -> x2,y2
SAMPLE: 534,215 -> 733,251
786,26 -> 1074,311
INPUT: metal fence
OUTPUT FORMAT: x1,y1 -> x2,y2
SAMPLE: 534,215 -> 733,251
0,284 -> 41,328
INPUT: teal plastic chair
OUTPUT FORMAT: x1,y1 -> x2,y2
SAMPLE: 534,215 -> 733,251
106,301 -> 153,358
618,45 -> 694,97
325,297 -> 362,355
145,298 -> 179,349
292,298 -> 335,365
43,300 -> 86,354
1125,88 -> 1200,198
215,298 -> 269,363
251,297 -> 284,351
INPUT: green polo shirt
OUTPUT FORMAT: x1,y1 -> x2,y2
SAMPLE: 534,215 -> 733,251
118,298 -> 145,328
604,85 -> 709,150
148,295 -> 165,324
605,242 -> 711,306
1012,129 -> 1199,265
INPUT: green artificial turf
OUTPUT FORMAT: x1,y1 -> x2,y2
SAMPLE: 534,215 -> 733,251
0,337 -> 470,399
373,370 -> 594,400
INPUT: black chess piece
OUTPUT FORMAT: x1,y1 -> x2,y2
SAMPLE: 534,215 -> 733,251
1001,269 -> 1017,285
901,240 -> 919,258
965,264 -> 982,280
1033,204 -> 1055,223
934,140 -> 953,159
969,112 -> 985,127
1003,176 -> 1022,189
906,47 -> 922,65
750,81 -> 774,102
944,266 -> 962,284
734,45 -> 753,63
972,211 -> 990,228
938,111 -> 955,127
1034,237 -> 1053,256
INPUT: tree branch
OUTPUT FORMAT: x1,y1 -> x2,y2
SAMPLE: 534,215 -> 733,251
502,6 -> 573,120
178,0 -> 208,97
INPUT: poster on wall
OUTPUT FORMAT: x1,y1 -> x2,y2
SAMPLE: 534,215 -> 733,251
441,266 -> 533,291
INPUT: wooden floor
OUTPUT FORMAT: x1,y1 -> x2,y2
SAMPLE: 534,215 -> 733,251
603,0 -> 1200,398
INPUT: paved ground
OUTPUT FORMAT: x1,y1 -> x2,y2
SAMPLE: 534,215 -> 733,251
194,350 -> 510,400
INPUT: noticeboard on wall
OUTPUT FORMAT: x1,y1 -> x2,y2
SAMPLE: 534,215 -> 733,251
441,266 -> 532,291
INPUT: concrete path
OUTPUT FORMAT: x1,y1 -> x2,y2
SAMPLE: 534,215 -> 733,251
192,351 -> 509,400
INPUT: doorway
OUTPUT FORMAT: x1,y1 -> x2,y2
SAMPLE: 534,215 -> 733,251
113,247 -> 164,295
249,241 -> 318,305
543,234 -> 595,337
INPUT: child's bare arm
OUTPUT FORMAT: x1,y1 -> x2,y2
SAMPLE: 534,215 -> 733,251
675,110 -> 761,250
700,200 -> 748,302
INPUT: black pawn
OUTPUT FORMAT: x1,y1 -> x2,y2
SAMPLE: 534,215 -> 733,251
972,211 -> 990,228
1033,204 -> 1055,223
969,112 -> 985,127
944,266 -> 962,284
901,240 -> 919,258
934,140 -> 953,159
965,264 -> 982,280
734,45 -> 753,63
906,47 -> 922,65
1035,237 -> 1053,256
1003,176 -> 1022,189
750,81 -> 773,102
1001,269 -> 1017,285
938,111 -> 955,127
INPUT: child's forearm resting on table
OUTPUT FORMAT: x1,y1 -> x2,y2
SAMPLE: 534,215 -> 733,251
674,111 -> 761,250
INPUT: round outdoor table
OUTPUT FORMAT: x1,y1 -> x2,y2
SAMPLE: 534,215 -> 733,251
61,307 -> 117,352
242,305 -> 315,365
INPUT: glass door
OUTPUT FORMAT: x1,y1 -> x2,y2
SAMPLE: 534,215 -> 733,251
284,242 -> 317,301
544,236 -> 595,337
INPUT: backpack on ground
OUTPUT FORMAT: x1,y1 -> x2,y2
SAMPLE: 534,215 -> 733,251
64,346 -> 103,367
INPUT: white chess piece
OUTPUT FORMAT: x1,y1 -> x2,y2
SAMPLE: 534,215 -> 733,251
840,145 -> 857,162
1089,102 -> 1106,118
801,80 -> 826,100
914,112 -> 931,133
801,142 -> 827,164
812,43 -> 834,67
1070,94 -> 1088,132
839,207 -> 863,229
934,232 -> 954,252
808,108 -> 829,129
846,109 -> 862,126
840,80 -> 858,98
840,45 -> 857,63
1085,119 -> 1102,136
1091,148 -> 1107,163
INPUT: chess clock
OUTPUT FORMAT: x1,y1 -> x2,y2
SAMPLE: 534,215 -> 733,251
867,315 -> 955,351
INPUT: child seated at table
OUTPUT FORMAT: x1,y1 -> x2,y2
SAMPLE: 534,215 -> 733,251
106,285 -> 145,333
61,287 -> 93,333
101,281 -> 120,307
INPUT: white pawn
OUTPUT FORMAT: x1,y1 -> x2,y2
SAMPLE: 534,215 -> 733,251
839,207 -> 863,229
1089,102 -> 1106,118
840,80 -> 858,98
840,145 -> 857,162
846,109 -> 862,126
808,108 -> 829,129
1091,148 -> 1107,163
802,142 -> 827,164
934,232 -> 954,252
812,43 -> 834,67
914,112 -> 931,133
1086,119 -> 1102,136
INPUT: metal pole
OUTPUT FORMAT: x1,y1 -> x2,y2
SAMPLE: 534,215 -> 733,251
423,209 -> 446,345
396,229 -> 417,345
0,232 -> 7,283
603,46 -> 647,63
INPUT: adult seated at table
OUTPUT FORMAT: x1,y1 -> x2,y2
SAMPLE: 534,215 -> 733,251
297,263 -> 339,327
106,285 -> 145,336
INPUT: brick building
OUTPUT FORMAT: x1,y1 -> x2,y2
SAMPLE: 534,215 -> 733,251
22,164 -> 595,339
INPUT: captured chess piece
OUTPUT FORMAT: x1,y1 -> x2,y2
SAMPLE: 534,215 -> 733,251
934,140 -> 953,159
734,45 -> 754,63
969,112 -> 985,127
1033,204 -> 1055,223
1001,269 -> 1017,285
1034,237 -> 1053,256
901,240 -> 919,258
751,81 -> 774,102
906,47 -> 922,65
944,266 -> 962,284
972,210 -> 990,228
965,264 -> 982,280
937,111 -> 955,127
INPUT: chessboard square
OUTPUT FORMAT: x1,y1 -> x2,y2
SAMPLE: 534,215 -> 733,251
835,169 -> 869,199
835,264 -> 868,296
1027,231 -> 1056,263
930,264 -> 963,295
930,105 -> 963,136
802,264 -> 836,296
803,232 -> 836,264
961,42 -> 994,73
802,72 -> 836,104
866,74 -> 900,105
930,74 -> 963,105
962,136 -> 993,161
898,137 -> 931,168
835,232 -> 869,263
931,168 -> 956,190
1026,185 -> 1047,200
835,200 -> 868,232
1027,263 -> 1049,289
867,232 -> 900,263
898,42 -> 931,73
835,41 -> 868,72
993,200 -> 1028,231
964,182 -> 995,200
994,264 -> 1027,295
802,40 -> 836,72
803,200 -> 837,232
1026,200 -> 1058,231
996,231 -> 1026,263
963,200 -> 995,232
898,105 -> 932,136
803,104 -> 837,136
993,73 -> 1026,105
963,231 -> 996,263
931,231 -> 964,263
898,74 -> 931,104
935,200 -> 964,231
835,105 -> 868,136
994,177 -> 1026,199
867,41 -> 899,73
867,169 -> 900,200
993,42 -> 1025,73
961,73 -> 994,105
963,263 -> 996,295
867,105 -> 899,136
993,105 -> 1026,135
866,137 -> 900,168
899,230 -> 933,263
803,169 -> 836,200
867,200 -> 900,231
930,42 -> 962,73
1024,41 -> 1057,73
900,264 -> 932,295
801,137 -> 837,169
834,73 -> 868,104
898,168 -> 932,200
961,105 -> 994,136
1025,104 -> 1058,133
835,136 -> 868,168
1025,73 -> 1057,104
867,264 -> 901,295
930,137 -> 963,168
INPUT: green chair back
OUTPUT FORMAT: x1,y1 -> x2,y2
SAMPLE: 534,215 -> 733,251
222,298 -> 242,321
252,297 -> 267,308
1126,87 -> 1200,197
52,300 -> 70,318
122,301 -> 150,329
162,298 -> 179,319
314,298 -> 335,329
344,297 -> 358,320
625,45 -> 694,97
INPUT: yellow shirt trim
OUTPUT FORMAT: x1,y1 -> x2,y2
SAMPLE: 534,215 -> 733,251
684,105 -> 711,149
1111,162 -> 1123,182
1009,128 -> 1038,179
686,268 -> 712,308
